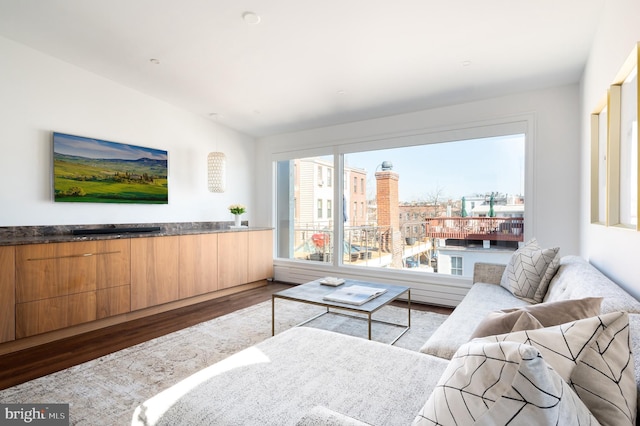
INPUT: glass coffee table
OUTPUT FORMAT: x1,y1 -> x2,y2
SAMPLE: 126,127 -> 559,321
272,279 -> 410,344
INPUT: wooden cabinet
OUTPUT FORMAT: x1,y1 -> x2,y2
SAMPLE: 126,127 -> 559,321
17,292 -> 97,337
3,228 -> 272,346
217,232 -> 249,289
247,230 -> 273,283
97,285 -> 131,319
0,246 -> 15,343
15,239 -> 130,338
16,241 -> 97,302
131,236 -> 179,310
179,234 -> 218,299
218,230 -> 273,289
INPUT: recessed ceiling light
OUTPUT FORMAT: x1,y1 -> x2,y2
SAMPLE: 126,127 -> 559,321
462,60 -> 472,67
242,11 -> 261,25
337,90 -> 346,95
149,58 -> 160,65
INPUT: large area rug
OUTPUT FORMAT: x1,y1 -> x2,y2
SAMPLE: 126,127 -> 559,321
0,299 -> 448,425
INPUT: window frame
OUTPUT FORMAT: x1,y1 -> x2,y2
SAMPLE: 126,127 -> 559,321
270,115 -> 534,290
451,256 -> 463,276
590,95 -> 608,225
612,45 -> 639,230
598,42 -> 640,230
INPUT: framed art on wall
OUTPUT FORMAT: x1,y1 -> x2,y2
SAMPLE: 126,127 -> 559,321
52,132 -> 168,204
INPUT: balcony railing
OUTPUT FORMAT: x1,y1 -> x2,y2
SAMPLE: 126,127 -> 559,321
292,217 -> 522,265
424,217 -> 524,242
293,225 -> 397,263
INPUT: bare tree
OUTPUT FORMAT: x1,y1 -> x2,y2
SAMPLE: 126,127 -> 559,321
424,186 -> 447,217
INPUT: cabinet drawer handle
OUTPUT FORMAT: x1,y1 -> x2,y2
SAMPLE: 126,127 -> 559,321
26,251 -> 120,261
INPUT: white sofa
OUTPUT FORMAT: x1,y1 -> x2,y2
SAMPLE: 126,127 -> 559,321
421,256 -> 640,359
133,255 -> 640,425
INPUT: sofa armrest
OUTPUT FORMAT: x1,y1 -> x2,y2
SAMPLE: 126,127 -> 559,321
296,406 -> 371,426
473,262 -> 506,285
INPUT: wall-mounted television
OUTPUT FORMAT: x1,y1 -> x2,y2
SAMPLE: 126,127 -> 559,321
52,132 -> 168,204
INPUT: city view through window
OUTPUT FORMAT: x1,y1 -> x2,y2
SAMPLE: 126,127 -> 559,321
276,134 -> 525,277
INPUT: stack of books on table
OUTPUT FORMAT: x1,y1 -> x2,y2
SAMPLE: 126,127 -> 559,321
323,285 -> 387,306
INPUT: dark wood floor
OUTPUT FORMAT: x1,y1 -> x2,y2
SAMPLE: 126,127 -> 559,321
0,281 -> 452,391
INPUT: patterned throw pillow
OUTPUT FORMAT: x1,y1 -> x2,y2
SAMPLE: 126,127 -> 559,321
500,238 -> 560,303
413,341 -> 598,425
476,312 -> 636,426
570,313 -> 636,426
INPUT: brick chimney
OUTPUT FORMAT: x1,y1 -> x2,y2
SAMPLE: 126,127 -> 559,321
375,170 -> 399,230
375,164 -> 403,268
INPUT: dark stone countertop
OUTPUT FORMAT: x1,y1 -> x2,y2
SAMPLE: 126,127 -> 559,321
0,222 -> 272,246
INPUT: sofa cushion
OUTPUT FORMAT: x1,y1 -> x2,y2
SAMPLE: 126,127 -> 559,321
476,312 -> 636,426
413,341 -> 598,425
544,256 -> 640,314
419,283 -> 530,359
469,297 -> 603,339
500,238 -> 560,303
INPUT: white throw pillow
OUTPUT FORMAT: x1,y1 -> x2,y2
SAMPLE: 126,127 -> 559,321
413,341 -> 598,425
475,311 -> 636,426
500,238 -> 560,303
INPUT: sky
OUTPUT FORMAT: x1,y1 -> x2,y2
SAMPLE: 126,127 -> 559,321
344,134 -> 525,202
53,132 -> 167,161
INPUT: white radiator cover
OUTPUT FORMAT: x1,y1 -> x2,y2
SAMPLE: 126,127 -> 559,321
273,262 -> 469,307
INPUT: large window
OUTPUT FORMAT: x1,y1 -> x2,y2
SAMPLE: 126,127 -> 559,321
276,156 -> 335,262
275,134 -> 525,275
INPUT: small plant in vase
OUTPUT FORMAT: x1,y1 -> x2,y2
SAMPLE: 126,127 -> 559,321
229,204 -> 246,227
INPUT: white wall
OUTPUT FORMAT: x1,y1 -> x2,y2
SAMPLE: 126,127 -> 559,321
580,0 -> 640,299
257,84 -> 581,256
0,36 -> 256,227
437,249 -> 514,278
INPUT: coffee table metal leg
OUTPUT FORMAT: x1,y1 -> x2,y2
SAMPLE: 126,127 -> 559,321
368,313 -> 372,340
408,289 -> 411,328
272,296 -> 275,336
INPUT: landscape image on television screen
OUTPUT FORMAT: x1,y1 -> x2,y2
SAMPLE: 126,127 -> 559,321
53,132 -> 168,204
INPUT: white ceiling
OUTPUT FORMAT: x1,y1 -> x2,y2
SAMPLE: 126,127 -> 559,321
0,0 -> 605,138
